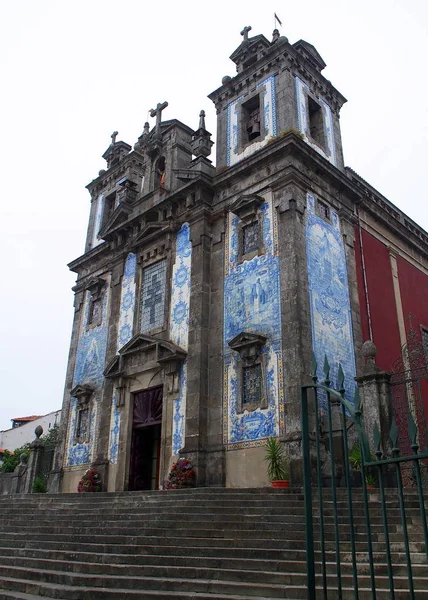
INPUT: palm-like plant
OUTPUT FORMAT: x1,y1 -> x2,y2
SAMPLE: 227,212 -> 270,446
264,437 -> 289,481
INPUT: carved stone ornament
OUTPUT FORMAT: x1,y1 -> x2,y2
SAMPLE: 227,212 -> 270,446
228,331 -> 267,362
230,194 -> 264,224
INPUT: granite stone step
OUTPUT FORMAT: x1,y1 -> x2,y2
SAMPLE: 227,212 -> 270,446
0,489 -> 424,599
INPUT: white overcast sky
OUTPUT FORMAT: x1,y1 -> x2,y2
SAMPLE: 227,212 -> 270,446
0,0 -> 427,432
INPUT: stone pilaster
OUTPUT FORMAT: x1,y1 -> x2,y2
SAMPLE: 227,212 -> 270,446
181,211 -> 212,485
276,185 -> 314,483
356,341 -> 393,452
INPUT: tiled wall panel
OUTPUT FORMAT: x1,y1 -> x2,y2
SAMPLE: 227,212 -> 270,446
169,223 -> 192,455
306,193 -> 356,402
117,253 -> 137,351
223,196 -> 284,449
65,283 -> 110,467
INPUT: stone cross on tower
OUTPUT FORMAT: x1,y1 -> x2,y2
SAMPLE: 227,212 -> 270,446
149,101 -> 168,139
111,131 -> 118,145
240,25 -> 252,42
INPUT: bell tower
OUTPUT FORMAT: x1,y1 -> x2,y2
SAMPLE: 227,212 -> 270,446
209,26 -> 347,171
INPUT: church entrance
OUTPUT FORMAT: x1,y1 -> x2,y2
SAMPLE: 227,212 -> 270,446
128,386 -> 163,491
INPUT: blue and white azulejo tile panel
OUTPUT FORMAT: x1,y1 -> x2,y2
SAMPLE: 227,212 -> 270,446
223,194 -> 284,450
172,362 -> 187,456
169,223 -> 192,455
305,193 -> 356,403
65,282 -> 110,468
117,253 -> 137,352
169,223 -> 191,351
91,194 -> 104,249
226,75 -> 277,167
108,390 -> 121,465
295,77 -> 337,166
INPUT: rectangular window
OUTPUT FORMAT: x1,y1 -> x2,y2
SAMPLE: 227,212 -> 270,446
140,260 -> 167,332
308,96 -> 326,149
317,200 -> 330,221
242,221 -> 259,255
242,364 -> 262,405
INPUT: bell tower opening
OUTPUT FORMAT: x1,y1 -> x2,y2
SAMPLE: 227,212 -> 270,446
243,95 -> 261,142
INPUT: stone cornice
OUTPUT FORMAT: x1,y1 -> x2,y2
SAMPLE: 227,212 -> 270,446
214,133 -> 359,205
347,167 -> 428,259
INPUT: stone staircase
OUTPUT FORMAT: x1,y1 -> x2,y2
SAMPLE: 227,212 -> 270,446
0,488 -> 426,599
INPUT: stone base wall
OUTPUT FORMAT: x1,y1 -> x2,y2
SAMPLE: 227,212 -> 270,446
225,447 -> 269,488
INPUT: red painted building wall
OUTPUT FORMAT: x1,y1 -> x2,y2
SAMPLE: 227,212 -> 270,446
397,256 -> 428,427
354,227 -> 402,372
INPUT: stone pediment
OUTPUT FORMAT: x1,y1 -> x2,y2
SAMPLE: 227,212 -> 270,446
70,384 -> 95,398
228,331 -> 267,360
132,221 -> 170,247
104,334 -> 187,379
230,35 -> 271,72
293,40 -> 326,72
230,194 -> 264,222
98,204 -> 133,240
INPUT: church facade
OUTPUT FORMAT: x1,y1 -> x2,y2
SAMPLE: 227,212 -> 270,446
54,27 -> 428,493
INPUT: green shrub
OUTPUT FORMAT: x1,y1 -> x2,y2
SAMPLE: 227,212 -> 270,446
32,475 -> 47,493
0,445 -> 30,473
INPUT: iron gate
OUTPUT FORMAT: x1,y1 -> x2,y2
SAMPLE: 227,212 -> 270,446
301,356 -> 428,600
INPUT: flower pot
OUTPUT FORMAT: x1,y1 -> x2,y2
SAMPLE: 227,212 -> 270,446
366,485 -> 376,489
272,480 -> 289,488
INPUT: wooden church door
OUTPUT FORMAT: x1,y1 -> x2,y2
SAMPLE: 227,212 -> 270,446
129,386 -> 163,491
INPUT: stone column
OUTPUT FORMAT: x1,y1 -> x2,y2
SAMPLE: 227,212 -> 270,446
356,341 -> 393,453
276,186 -> 314,483
24,426 -> 45,494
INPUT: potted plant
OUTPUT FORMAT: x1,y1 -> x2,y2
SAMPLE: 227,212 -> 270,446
165,458 -> 196,489
77,468 -> 102,493
264,437 -> 289,488
366,474 -> 377,489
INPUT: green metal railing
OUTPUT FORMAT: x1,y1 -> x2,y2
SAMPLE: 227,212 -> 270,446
301,356 -> 428,600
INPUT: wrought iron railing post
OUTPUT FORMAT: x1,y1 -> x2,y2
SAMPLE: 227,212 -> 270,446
390,419 -> 415,600
339,365 -> 359,600
301,385 -> 315,600
373,422 -> 395,598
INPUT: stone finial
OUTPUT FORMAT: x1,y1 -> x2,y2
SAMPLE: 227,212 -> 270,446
222,75 -> 232,85
143,122 -> 150,136
362,340 -> 379,373
111,131 -> 118,146
272,28 -> 280,43
198,110 -> 206,131
19,452 -> 28,466
35,425 -> 43,439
